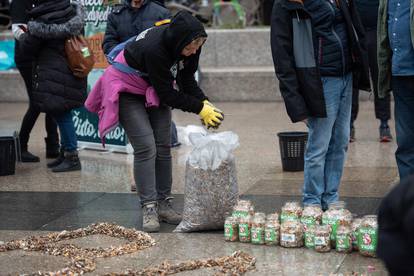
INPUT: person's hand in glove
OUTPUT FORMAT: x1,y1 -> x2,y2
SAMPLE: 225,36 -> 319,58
199,100 -> 224,129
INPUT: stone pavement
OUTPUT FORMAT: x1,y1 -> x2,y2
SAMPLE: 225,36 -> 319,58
0,101 -> 394,275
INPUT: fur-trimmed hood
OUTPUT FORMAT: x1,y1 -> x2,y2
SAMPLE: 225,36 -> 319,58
27,2 -> 85,39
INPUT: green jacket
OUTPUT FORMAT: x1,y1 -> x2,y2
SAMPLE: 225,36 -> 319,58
377,0 -> 414,98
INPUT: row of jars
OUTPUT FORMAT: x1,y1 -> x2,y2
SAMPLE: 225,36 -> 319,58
225,200 -> 378,257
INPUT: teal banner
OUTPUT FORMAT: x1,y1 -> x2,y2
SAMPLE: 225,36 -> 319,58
74,1 -> 128,148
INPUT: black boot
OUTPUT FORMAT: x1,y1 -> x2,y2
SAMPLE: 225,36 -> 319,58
52,151 -> 81,173
21,150 -> 40,162
20,143 -> 40,163
47,149 -> 65,168
45,137 -> 60,159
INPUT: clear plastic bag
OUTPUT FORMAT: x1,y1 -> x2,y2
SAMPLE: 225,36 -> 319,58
174,131 -> 240,232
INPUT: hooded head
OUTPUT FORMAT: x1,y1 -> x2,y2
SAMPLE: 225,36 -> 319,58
29,0 -> 72,23
163,11 -> 208,59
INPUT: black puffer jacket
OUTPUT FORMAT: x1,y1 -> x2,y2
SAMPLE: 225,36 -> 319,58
102,0 -> 170,55
124,11 -> 208,114
378,175 -> 414,275
304,0 -> 351,76
270,0 -> 369,123
19,1 -> 87,115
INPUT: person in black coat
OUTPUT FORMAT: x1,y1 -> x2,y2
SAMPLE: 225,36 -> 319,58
378,175 -> 414,275
349,0 -> 392,143
271,0 -> 369,210
19,0 -> 87,173
102,0 -> 170,55
10,0 -> 59,162
121,11 -> 224,232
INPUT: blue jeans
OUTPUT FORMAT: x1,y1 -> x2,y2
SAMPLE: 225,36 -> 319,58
54,111 -> 77,152
303,73 -> 352,210
392,76 -> 414,180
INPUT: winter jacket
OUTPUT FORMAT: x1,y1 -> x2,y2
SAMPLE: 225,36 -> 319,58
10,0 -> 33,67
19,1 -> 87,115
270,0 -> 369,123
377,0 -> 414,98
377,175 -> 414,275
354,0 -> 379,30
304,0 -> 351,76
102,0 -> 170,55
124,11 -> 208,114
85,50 -> 159,144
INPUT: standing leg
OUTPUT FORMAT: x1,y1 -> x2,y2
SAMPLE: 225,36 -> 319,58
392,76 -> 414,180
51,111 -> 81,173
149,106 -> 181,224
350,86 -> 359,142
367,28 -> 392,141
119,94 -> 159,232
45,114 -> 60,158
322,73 -> 353,208
17,64 -> 40,162
303,76 -> 342,208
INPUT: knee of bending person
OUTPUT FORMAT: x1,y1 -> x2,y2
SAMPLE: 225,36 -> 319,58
156,143 -> 171,159
131,140 -> 156,159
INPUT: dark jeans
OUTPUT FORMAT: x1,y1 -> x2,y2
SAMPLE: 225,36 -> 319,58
17,64 -> 58,150
392,76 -> 414,180
351,28 -> 391,125
53,111 -> 77,152
119,94 -> 172,206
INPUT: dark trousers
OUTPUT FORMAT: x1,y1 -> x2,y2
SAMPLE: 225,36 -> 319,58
351,28 -> 391,125
392,76 -> 414,180
119,94 -> 172,206
17,64 -> 58,150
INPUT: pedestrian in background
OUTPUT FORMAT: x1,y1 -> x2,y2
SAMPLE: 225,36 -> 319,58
378,0 -> 414,180
18,0 -> 87,172
102,0 -> 170,55
10,0 -> 60,162
349,0 -> 392,143
271,0 -> 369,210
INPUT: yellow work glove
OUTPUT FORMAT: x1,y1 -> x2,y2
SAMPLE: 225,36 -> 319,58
199,100 -> 224,129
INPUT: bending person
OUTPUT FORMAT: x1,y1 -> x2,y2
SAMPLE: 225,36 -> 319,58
86,11 -> 224,232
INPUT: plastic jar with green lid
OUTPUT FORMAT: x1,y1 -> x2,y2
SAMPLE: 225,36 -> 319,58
336,225 -> 352,253
224,216 -> 238,242
251,212 -> 266,245
358,215 -> 378,257
314,224 -> 331,253
281,201 -> 302,223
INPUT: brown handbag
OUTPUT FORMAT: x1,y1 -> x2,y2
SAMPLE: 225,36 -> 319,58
64,35 -> 95,78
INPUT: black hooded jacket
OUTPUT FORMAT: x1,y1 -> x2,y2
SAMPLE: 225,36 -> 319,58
124,11 -> 208,114
270,0 -> 369,123
102,0 -> 170,55
378,175 -> 414,275
19,1 -> 87,115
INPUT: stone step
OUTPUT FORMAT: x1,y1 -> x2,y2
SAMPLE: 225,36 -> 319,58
200,28 -> 273,68
200,66 -> 280,101
200,66 -> 374,102
0,68 -> 375,102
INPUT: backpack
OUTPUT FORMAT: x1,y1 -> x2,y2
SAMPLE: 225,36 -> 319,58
106,19 -> 172,76
106,35 -> 147,76
65,35 -> 95,78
